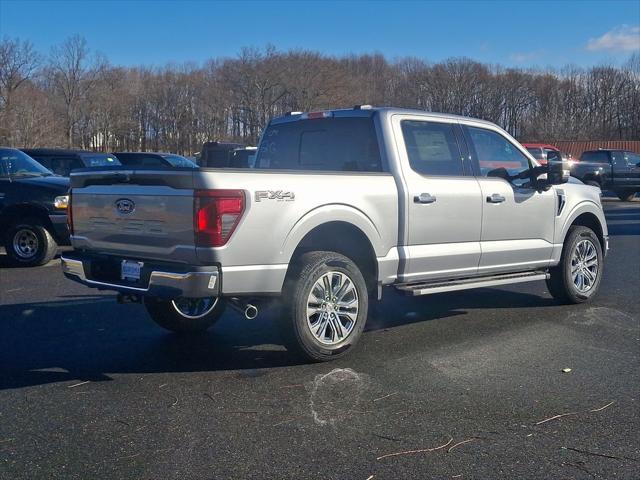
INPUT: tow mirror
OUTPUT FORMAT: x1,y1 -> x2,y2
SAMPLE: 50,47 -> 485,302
546,151 -> 569,185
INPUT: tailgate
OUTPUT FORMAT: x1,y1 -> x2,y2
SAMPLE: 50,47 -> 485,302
70,169 -> 198,264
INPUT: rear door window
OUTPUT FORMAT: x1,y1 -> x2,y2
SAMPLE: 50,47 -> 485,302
400,120 -> 464,176
625,152 -> 640,166
256,117 -> 382,172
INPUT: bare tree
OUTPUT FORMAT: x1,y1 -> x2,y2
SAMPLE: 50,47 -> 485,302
0,37 -> 40,144
46,35 -> 104,147
1,37 -> 638,153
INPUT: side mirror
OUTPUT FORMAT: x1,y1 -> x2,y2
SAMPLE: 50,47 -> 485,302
546,151 -> 569,185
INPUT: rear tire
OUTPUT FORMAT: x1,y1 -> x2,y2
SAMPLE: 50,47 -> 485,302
546,226 -> 603,304
615,190 -> 636,202
143,296 -> 225,333
4,217 -> 58,267
280,251 -> 368,362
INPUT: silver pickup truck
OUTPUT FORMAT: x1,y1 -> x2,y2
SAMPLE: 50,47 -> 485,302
61,106 -> 608,361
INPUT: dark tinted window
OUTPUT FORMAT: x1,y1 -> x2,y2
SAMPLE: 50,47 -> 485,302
161,154 -> 197,168
580,151 -> 610,163
255,117 -> 382,172
116,153 -> 166,167
47,156 -> 83,176
80,153 -> 121,167
466,126 -> 531,186
625,152 -> 640,165
401,120 -> 464,176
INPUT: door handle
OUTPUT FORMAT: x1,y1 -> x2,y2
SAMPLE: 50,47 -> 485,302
487,193 -> 506,203
414,193 -> 437,204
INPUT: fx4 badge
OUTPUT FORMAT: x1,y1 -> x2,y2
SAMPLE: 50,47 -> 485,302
255,190 -> 295,202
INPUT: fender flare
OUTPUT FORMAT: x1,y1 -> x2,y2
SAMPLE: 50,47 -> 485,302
558,200 -> 607,245
281,203 -> 384,263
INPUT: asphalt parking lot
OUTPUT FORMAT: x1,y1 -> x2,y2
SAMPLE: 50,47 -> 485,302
1,198 -> 638,480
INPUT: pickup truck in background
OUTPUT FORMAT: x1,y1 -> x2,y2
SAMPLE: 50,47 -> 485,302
571,149 -> 640,201
60,107 -> 608,361
1,148 -> 70,266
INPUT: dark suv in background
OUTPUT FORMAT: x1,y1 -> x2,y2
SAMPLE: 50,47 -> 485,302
571,149 -> 640,201
21,149 -> 121,176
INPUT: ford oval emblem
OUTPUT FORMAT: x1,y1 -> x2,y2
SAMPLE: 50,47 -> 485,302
115,198 -> 135,215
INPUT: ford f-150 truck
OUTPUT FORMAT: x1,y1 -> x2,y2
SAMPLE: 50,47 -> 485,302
60,107 -> 608,361
571,149 -> 640,201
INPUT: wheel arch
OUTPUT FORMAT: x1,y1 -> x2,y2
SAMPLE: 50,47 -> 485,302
560,202 -> 607,252
282,206 -> 382,293
0,203 -> 53,234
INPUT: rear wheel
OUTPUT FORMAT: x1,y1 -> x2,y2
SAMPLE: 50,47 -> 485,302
143,296 -> 225,333
280,251 -> 368,362
4,218 -> 58,267
546,226 -> 603,304
615,190 -> 636,202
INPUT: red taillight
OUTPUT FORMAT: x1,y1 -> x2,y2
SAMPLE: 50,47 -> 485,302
67,190 -> 74,236
194,189 -> 245,247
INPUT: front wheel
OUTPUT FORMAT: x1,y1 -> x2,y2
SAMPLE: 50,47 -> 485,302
615,190 -> 636,202
280,251 -> 368,362
143,296 -> 225,333
4,218 -> 58,267
546,226 -> 603,304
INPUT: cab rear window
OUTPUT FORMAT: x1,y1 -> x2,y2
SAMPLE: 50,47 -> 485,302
580,151 -> 610,163
80,153 -> 121,167
255,117 -> 382,172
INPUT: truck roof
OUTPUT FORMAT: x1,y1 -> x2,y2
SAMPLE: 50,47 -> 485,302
270,106 -> 499,128
21,148 -> 97,155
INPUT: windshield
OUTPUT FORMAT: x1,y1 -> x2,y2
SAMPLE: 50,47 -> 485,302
161,154 -> 198,168
0,148 -> 53,177
80,153 -> 121,167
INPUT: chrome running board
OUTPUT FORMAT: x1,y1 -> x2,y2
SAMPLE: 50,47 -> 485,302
395,271 -> 549,296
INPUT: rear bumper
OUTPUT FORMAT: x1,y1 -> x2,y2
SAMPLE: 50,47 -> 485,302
61,252 -> 219,298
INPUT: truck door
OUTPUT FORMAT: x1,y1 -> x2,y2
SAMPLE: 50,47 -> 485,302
613,151 -> 640,190
392,115 -> 482,283
463,124 -> 556,274
624,152 -> 640,189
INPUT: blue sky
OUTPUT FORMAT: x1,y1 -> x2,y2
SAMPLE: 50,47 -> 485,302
1,0 -> 639,68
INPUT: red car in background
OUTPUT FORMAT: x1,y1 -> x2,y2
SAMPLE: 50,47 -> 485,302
522,143 -> 561,165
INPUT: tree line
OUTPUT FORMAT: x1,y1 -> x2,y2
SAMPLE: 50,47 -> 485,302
1,35 -> 638,155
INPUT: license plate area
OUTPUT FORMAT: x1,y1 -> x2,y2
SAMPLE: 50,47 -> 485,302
121,260 -> 143,281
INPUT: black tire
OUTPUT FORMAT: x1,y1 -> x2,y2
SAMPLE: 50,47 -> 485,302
585,180 -> 601,189
280,251 -> 369,362
615,190 -> 636,202
143,296 -> 225,333
546,226 -> 603,304
4,217 -> 58,267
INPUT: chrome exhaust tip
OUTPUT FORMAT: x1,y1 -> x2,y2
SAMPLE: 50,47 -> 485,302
229,298 -> 259,320
244,304 -> 258,320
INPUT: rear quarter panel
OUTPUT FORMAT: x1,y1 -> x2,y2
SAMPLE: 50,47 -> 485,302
193,169 -> 399,268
